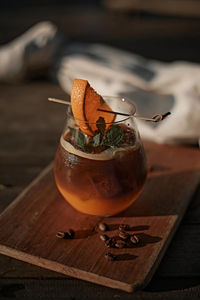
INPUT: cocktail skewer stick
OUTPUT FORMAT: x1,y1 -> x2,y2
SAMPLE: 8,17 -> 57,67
48,97 -> 171,123
48,97 -> 71,105
97,108 -> 171,122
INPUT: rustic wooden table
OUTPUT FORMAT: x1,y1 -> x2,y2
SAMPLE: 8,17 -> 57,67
0,81 -> 200,299
1,2 -> 200,298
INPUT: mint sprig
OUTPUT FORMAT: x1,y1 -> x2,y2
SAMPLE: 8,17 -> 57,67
69,127 -> 87,150
101,125 -> 123,148
92,132 -> 101,147
69,117 -> 124,151
92,117 -> 106,147
96,117 -> 106,135
92,117 -> 123,148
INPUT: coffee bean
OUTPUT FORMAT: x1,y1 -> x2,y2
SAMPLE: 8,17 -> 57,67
64,229 -> 74,239
105,252 -> 116,261
105,239 -> 111,247
105,238 -> 115,248
119,224 -> 130,231
115,239 -> 126,249
98,222 -> 107,232
110,238 -> 116,247
119,230 -> 129,240
56,229 -> 74,239
130,234 -> 139,244
100,234 -> 108,242
56,231 -> 65,239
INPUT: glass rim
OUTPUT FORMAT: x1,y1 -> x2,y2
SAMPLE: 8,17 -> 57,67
66,96 -> 137,125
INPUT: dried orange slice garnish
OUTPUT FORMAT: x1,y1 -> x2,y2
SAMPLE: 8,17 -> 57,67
71,79 -> 115,136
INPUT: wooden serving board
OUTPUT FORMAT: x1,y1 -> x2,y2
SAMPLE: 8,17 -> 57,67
0,141 -> 200,292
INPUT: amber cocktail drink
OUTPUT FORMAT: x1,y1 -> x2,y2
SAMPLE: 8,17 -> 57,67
54,82 -> 147,216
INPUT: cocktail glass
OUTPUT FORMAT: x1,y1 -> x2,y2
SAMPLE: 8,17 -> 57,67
54,96 -> 147,216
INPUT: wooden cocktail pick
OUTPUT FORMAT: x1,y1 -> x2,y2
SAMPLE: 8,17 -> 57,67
48,97 -> 171,123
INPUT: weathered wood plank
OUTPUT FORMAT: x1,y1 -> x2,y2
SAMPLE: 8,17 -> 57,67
0,277 -> 200,299
0,82 -> 66,210
1,222 -> 200,279
0,141 -> 199,292
183,184 -> 200,224
156,223 -> 200,277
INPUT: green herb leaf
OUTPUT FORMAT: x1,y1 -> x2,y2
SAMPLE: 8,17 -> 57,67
92,132 -> 101,147
85,145 -> 93,153
96,117 -> 106,135
101,125 -> 123,148
69,127 -> 87,149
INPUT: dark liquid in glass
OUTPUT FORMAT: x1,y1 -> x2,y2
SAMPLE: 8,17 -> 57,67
54,126 -> 147,216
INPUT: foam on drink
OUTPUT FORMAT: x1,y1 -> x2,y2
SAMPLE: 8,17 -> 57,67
60,131 -> 140,161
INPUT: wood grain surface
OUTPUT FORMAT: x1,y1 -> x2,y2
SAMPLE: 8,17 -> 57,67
0,141 -> 199,292
0,81 -> 200,298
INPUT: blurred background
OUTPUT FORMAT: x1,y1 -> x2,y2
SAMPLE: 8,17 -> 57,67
1,0 -> 200,62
